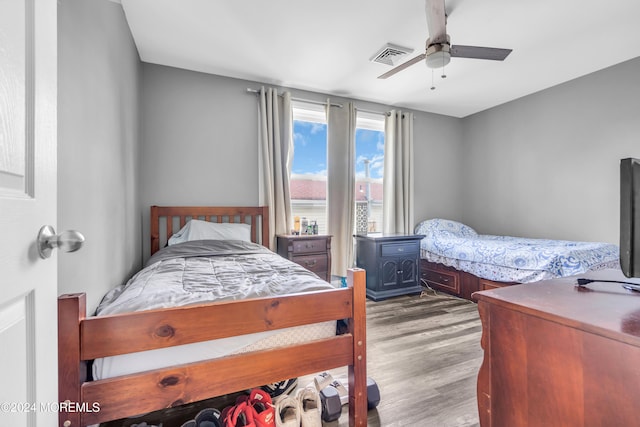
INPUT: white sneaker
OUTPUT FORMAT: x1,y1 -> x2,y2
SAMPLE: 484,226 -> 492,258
296,387 -> 322,427
275,395 -> 300,427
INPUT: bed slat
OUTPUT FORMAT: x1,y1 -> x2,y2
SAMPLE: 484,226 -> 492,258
81,288 -> 352,360
79,335 -> 353,425
150,206 -> 269,254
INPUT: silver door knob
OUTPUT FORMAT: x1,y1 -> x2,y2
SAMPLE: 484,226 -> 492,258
37,225 -> 85,259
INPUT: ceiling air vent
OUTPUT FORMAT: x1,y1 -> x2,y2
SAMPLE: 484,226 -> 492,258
370,43 -> 414,66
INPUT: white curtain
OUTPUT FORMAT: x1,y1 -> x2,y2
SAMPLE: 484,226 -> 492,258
326,101 -> 356,278
383,110 -> 414,234
258,87 -> 293,250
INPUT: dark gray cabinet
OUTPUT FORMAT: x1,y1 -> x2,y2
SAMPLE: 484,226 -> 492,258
354,233 -> 425,301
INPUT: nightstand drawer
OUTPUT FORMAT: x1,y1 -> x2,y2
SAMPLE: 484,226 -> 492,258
380,241 -> 419,257
421,268 -> 460,294
293,254 -> 328,274
277,234 -> 332,282
291,238 -> 328,254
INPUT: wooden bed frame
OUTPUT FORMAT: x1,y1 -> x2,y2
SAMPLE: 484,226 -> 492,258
58,206 -> 368,426
420,260 -> 518,301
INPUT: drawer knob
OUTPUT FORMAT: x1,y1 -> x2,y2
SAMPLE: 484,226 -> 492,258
305,260 -> 318,267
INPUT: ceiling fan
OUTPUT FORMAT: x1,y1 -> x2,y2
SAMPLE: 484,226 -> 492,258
378,0 -> 512,79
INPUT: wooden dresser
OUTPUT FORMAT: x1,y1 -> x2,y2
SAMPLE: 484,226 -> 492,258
473,269 -> 640,427
276,234 -> 332,282
354,233 -> 424,301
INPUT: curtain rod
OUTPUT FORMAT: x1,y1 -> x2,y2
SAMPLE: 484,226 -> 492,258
246,88 -> 408,118
246,88 -> 342,108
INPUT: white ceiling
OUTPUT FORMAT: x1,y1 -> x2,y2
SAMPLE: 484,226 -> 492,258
120,0 -> 640,118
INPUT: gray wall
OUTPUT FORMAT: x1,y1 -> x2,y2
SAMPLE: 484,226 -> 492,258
460,57 -> 640,244
57,1 -> 637,303
58,0 -> 142,312
140,64 -> 463,260
413,112 -> 464,226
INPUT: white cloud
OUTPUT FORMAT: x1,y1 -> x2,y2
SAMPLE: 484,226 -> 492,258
294,132 -> 307,147
310,123 -> 325,134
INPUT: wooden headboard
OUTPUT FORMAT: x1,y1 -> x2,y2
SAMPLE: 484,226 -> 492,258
150,206 -> 269,255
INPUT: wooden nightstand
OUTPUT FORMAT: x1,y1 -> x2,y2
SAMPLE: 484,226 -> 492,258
354,233 -> 425,301
276,235 -> 332,282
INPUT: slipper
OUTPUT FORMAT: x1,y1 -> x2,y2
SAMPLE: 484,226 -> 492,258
327,377 -> 349,406
223,401 -> 256,427
312,372 -> 334,391
248,388 -> 275,427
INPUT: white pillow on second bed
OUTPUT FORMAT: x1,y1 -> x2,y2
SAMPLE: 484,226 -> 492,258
168,219 -> 252,245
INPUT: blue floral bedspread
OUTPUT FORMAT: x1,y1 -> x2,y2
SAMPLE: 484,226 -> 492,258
415,219 -> 620,283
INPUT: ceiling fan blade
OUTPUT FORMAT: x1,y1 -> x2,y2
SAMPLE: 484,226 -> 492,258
450,45 -> 512,61
425,0 -> 447,43
445,0 -> 463,16
377,53 -> 426,79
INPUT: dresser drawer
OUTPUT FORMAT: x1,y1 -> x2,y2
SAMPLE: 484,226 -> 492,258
421,268 -> 460,294
291,238 -> 328,255
380,241 -> 419,257
293,254 -> 328,276
479,278 -> 514,291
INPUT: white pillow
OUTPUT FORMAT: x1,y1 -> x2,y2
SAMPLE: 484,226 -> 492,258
168,219 -> 252,245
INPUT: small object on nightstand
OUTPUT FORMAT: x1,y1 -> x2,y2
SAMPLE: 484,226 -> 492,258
277,234 -> 332,282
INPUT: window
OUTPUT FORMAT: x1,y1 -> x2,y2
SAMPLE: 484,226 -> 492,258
354,112 -> 385,234
291,102 -> 327,234
290,102 -> 385,235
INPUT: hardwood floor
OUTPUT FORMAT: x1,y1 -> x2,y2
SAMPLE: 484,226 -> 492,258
314,291 -> 483,427
103,292 -> 483,427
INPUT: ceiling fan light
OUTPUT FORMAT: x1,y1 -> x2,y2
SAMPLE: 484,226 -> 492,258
425,43 -> 451,69
426,51 -> 451,68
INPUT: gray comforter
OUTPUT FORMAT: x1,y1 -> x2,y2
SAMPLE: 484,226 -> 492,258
96,240 -> 334,316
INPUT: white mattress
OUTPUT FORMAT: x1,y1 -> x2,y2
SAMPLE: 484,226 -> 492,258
93,321 -> 336,380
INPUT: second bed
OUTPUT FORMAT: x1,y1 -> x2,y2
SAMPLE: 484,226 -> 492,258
416,218 -> 620,299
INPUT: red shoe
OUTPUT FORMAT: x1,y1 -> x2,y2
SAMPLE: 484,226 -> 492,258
247,388 -> 275,427
222,400 -> 256,427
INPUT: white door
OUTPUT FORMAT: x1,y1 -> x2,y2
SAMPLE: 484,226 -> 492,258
0,0 -> 58,425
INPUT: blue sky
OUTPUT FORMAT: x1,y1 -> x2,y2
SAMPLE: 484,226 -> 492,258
292,121 -> 385,179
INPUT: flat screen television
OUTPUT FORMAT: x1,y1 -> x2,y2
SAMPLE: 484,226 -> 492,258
620,158 -> 640,278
